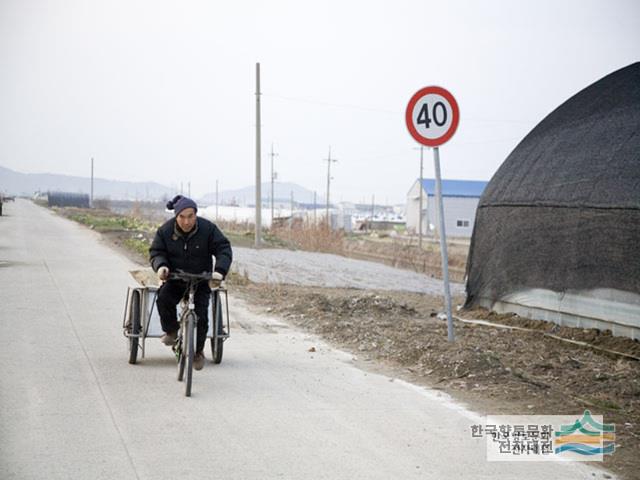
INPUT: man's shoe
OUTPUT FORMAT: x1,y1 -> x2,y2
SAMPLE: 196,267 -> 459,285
161,331 -> 178,346
194,351 -> 205,371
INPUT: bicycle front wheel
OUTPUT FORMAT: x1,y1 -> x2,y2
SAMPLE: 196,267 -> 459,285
177,319 -> 186,382
184,312 -> 196,397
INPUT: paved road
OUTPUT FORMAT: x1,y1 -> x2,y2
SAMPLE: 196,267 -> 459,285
0,200 -> 611,479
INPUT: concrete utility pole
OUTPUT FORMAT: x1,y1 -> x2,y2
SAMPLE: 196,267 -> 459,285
313,191 -> 317,226
90,157 -> 94,208
371,194 -> 375,230
270,143 -> 278,226
290,190 -> 294,229
215,179 -> 219,219
324,147 -> 337,228
255,62 -> 262,247
413,146 -> 425,248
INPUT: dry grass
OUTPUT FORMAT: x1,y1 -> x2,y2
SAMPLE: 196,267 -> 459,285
215,218 -> 254,233
343,235 -> 468,282
271,221 -> 345,254
218,217 -> 468,281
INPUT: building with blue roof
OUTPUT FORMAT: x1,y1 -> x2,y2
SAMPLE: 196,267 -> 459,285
406,178 -> 488,238
419,179 -> 488,198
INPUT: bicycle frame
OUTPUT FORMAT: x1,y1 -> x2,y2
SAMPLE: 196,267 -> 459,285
173,280 -> 199,360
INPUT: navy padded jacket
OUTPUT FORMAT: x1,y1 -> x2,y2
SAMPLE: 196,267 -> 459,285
149,217 -> 232,276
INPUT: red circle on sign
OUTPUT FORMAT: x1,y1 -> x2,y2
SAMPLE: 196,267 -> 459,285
405,86 -> 460,147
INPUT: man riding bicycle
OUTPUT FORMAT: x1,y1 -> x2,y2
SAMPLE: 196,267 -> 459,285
150,195 -> 233,371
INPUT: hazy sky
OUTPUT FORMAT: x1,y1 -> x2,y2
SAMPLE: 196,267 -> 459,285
1,0 -> 638,204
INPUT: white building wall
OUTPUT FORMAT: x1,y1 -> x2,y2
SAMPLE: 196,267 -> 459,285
405,180 -> 422,233
428,196 -> 479,238
406,181 -> 480,238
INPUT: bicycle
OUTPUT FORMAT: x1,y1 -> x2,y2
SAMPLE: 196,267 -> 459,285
122,269 -> 230,396
169,271 -> 217,397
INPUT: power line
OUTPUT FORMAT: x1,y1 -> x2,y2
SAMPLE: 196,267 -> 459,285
263,93 -> 398,115
264,92 -> 536,124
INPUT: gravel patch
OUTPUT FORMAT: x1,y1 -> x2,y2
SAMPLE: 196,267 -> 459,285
232,246 -> 464,296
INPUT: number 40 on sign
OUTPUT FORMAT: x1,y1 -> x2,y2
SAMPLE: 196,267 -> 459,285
405,86 -> 459,148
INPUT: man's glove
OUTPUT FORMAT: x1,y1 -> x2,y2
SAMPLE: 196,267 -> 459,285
157,266 -> 169,281
209,271 -> 224,287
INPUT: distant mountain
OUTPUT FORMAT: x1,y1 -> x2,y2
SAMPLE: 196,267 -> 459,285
0,165 -> 175,200
0,165 -> 327,207
198,181 -> 326,207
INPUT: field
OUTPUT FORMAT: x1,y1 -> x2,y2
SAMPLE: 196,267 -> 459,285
55,203 -> 639,479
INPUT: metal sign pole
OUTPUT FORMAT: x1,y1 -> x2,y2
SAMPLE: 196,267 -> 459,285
433,147 -> 455,341
418,146 -> 423,248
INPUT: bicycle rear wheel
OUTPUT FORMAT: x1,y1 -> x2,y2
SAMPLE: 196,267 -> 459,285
128,290 -> 141,364
184,313 -> 196,397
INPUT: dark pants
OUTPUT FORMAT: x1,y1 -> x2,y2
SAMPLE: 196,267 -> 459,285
156,280 -> 210,353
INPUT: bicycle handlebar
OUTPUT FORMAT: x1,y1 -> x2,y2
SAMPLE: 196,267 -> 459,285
168,271 -> 212,282
166,270 -> 226,291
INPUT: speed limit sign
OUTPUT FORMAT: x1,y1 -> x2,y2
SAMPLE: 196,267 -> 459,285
405,86 -> 459,147
405,85 -> 459,342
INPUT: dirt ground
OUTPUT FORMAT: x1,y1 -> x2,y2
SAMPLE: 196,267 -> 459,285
342,235 -> 470,283
55,204 -> 639,479
232,282 -> 639,480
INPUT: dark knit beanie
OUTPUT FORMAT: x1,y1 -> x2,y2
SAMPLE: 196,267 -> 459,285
166,195 -> 198,216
